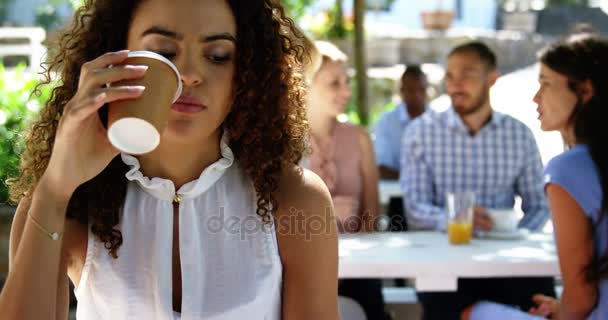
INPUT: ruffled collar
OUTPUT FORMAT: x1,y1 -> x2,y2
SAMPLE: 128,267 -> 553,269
121,132 -> 235,202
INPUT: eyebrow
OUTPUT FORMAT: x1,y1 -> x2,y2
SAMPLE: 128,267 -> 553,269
141,26 -> 236,43
203,33 -> 237,43
462,67 -> 480,73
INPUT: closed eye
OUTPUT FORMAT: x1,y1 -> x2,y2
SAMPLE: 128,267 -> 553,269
208,54 -> 232,64
156,51 -> 176,60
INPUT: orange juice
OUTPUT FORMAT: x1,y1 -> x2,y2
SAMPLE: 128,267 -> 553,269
448,222 -> 472,244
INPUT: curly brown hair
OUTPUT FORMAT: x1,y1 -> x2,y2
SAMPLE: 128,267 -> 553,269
8,0 -> 309,258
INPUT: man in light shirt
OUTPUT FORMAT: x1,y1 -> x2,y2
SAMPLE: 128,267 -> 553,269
400,41 -> 554,320
373,65 -> 428,180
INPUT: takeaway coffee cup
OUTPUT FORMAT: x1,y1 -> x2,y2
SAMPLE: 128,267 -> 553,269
107,51 -> 182,155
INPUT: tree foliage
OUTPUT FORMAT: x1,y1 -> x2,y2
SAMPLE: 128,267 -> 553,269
282,0 -> 317,20
0,64 -> 53,203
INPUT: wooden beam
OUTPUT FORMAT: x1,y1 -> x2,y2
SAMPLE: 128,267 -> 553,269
353,0 -> 368,125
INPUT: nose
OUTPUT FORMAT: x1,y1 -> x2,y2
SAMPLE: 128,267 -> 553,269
175,53 -> 203,87
180,68 -> 203,87
416,89 -> 426,101
445,79 -> 455,94
533,88 -> 541,105
338,79 -> 352,99
341,82 -> 352,99
445,77 -> 462,93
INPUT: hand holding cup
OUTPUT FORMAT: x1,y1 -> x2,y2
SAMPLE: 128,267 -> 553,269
43,50 -> 149,199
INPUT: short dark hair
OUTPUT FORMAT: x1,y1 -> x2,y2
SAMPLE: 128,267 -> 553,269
401,64 -> 426,82
448,41 -> 497,70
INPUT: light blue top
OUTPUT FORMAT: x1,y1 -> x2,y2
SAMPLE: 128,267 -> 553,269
545,145 -> 608,320
372,103 -> 423,171
399,108 -> 549,231
471,145 -> 608,320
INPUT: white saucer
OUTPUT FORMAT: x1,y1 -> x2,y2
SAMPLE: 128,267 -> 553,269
485,228 -> 530,240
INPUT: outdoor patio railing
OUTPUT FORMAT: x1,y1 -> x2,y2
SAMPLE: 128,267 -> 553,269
0,27 -> 46,74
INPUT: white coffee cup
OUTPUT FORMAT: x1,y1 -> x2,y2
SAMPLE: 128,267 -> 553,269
487,209 -> 519,232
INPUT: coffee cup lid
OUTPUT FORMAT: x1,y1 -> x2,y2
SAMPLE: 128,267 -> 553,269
127,50 -> 182,103
108,117 -> 160,155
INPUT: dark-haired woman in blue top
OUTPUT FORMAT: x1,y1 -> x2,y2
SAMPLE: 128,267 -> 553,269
463,34 -> 608,320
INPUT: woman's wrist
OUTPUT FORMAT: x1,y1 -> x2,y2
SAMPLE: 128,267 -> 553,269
36,173 -> 75,209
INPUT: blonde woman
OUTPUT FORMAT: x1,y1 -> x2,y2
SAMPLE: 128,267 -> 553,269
306,40 -> 385,319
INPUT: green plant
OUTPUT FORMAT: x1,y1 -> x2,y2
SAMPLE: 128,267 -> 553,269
307,2 -> 354,40
282,0 -> 318,20
36,4 -> 62,30
0,64 -> 52,204
68,0 -> 85,9
326,1 -> 349,39
344,77 -> 397,127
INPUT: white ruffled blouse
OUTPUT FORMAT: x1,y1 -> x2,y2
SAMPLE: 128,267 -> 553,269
74,134 -> 283,320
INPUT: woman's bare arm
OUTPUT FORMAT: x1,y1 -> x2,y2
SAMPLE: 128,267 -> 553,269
547,184 -> 597,319
276,167 -> 339,320
1,178 -> 72,319
357,127 -> 380,232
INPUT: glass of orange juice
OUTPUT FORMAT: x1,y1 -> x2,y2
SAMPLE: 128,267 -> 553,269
446,192 -> 475,245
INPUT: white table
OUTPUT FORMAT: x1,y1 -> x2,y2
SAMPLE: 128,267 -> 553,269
379,180 -> 401,206
339,231 -> 560,292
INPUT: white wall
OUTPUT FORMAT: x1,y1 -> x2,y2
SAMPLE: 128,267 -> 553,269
309,0 -> 498,32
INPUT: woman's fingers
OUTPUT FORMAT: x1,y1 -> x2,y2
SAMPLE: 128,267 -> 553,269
473,211 -> 494,232
66,86 -> 145,122
529,305 -> 551,317
95,85 -> 146,108
78,50 -> 147,91
84,65 -> 148,91
529,294 -> 558,318
532,294 -> 554,304
66,50 -> 149,123
80,50 -> 130,74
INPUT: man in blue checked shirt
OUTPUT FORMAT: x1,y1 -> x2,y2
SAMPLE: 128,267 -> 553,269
400,41 -> 555,320
373,65 -> 428,180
